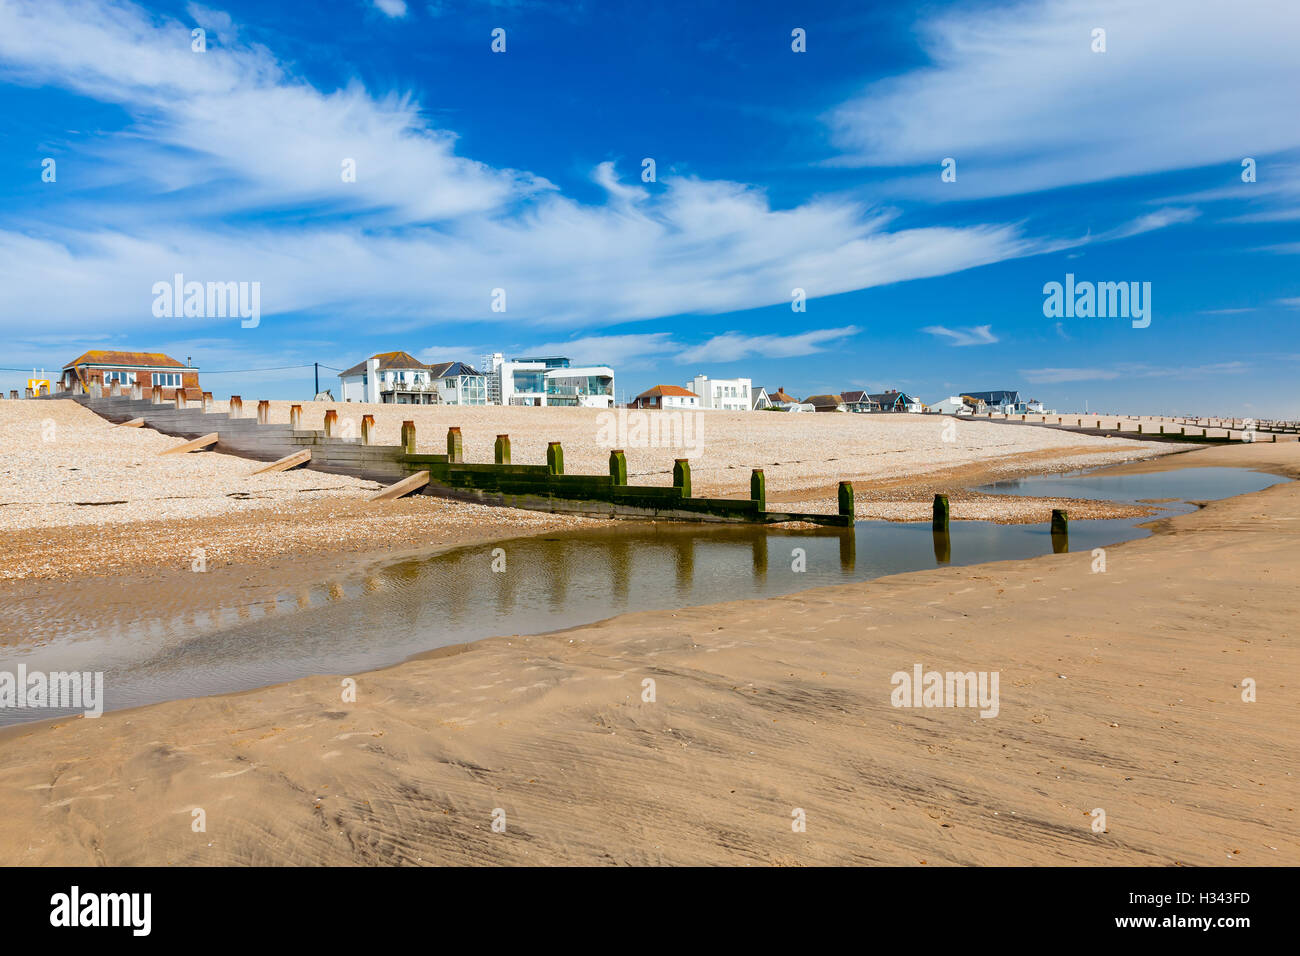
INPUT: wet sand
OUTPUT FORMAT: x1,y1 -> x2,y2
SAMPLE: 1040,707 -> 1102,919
0,441 -> 1295,865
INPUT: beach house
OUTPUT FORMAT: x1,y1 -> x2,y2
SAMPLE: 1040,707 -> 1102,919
631,385 -> 700,410
930,395 -> 981,415
840,390 -> 879,413
61,350 -> 199,398
338,352 -> 488,404
751,386 -> 771,410
766,387 -> 801,410
962,390 -> 1022,413
869,389 -> 923,412
687,375 -> 752,411
804,393 -> 848,412
486,354 -> 616,408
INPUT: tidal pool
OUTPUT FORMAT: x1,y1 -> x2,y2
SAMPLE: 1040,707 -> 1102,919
2,466 -> 1285,723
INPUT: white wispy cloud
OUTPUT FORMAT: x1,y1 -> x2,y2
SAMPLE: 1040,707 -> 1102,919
0,0 -> 1049,337
1022,361 -> 1249,384
828,0 -> 1300,200
371,0 -> 408,17
922,324 -> 997,347
676,327 -> 859,364
526,333 -> 679,368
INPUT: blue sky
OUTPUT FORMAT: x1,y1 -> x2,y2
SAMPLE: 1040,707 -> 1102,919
1,0 -> 1297,413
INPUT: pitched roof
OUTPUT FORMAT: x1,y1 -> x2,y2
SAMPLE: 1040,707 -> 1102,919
868,391 -> 902,405
63,350 -> 186,370
340,350 -> 430,378
636,385 -> 698,399
962,390 -> 1021,406
840,390 -> 871,404
804,393 -> 845,407
427,361 -> 484,378
769,388 -> 799,403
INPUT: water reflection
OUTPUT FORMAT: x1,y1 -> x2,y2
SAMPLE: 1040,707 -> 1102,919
932,529 -> 951,564
4,466 -> 1286,724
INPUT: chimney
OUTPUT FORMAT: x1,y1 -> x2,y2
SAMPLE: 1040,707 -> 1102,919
365,356 -> 380,404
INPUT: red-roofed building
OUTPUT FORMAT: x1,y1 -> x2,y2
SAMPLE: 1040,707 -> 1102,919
630,385 -> 699,410
61,350 -> 199,398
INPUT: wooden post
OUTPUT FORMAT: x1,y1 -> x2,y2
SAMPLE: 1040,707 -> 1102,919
609,449 -> 627,485
1137,424 -> 1142,433
932,493 -> 950,532
446,426 -> 463,463
672,459 -> 691,497
547,441 -> 564,476
151,387 -> 164,405
400,420 -> 416,455
323,409 -> 338,438
361,414 -> 376,445
289,404 -> 302,429
257,400 -> 270,424
495,434 -> 511,465
131,385 -> 143,400
8,390 -> 17,400
175,388 -> 187,409
838,480 -> 854,518
228,395 -> 243,417
202,391 -> 214,412
750,468 -> 766,511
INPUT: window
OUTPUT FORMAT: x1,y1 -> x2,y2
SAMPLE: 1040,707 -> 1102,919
105,370 -> 136,384
151,372 -> 180,387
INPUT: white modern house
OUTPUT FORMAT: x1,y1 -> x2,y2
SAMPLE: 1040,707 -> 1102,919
931,395 -> 978,415
687,374 -> 752,411
485,354 -> 615,408
338,351 -> 487,405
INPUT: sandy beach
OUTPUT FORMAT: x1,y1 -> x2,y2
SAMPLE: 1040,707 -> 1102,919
0,437 -> 1295,866
1,399 -> 1182,583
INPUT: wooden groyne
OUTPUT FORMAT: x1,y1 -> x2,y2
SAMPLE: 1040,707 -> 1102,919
62,391 -> 853,527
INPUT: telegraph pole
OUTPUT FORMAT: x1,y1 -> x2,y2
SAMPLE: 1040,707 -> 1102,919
314,362 -> 319,396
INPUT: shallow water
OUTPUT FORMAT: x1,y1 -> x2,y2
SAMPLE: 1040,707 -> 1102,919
974,465 -> 1286,504
1,466 -> 1286,724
